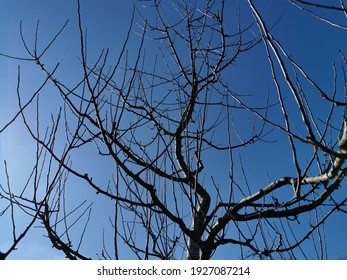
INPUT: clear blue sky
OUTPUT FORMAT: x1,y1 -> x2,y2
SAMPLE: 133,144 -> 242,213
1,0 -> 347,260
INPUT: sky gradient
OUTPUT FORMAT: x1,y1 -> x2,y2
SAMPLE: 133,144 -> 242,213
1,0 -> 347,260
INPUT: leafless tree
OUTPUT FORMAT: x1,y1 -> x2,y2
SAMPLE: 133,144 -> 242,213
1,0 -> 347,260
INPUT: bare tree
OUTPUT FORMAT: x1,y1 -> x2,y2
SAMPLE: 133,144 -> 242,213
1,0 -> 347,260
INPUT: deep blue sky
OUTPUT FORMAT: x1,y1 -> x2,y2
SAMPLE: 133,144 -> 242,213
1,0 -> 347,259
